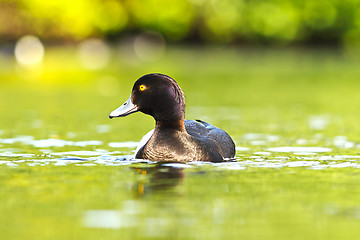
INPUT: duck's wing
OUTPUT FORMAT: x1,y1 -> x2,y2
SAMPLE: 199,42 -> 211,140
184,119 -> 236,159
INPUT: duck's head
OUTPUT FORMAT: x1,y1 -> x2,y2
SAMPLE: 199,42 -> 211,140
109,74 -> 185,121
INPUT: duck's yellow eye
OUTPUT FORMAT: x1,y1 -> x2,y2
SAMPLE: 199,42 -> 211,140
139,85 -> 146,91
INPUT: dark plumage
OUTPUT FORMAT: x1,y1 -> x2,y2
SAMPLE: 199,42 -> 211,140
109,73 -> 235,162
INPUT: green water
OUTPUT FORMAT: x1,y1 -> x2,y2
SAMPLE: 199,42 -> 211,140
1,46 -> 360,239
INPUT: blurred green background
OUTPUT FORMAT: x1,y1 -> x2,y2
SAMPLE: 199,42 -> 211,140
1,0 -> 360,46
1,0 -> 360,139
3,2 -> 360,240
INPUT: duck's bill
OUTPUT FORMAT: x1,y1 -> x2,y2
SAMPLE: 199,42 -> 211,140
109,95 -> 139,119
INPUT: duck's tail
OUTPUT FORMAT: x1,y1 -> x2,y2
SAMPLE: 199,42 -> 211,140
196,119 -> 214,129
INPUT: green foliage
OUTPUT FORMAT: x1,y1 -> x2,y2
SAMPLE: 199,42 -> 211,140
1,0 -> 360,45
1,0 -> 128,39
126,0 -> 194,40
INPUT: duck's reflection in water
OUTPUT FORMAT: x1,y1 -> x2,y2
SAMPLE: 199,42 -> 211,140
131,164 -> 185,197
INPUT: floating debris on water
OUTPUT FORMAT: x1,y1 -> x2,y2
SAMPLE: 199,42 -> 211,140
268,146 -> 332,153
0,136 -> 102,147
83,210 -> 126,229
108,142 -> 139,148
308,115 -> 329,130
333,136 -> 355,148
254,151 -> 271,155
50,150 -> 117,156
235,147 -> 249,151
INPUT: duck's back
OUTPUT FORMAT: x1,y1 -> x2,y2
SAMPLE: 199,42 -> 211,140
184,120 -> 236,159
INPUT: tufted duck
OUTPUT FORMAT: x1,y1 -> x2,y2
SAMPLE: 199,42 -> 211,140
109,73 -> 235,162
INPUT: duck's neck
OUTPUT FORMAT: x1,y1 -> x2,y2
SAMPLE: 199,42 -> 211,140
155,119 -> 186,132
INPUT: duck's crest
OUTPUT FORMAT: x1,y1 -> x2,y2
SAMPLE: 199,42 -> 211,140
160,74 -> 185,109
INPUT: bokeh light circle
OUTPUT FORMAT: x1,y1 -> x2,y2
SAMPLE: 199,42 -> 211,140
15,35 -> 44,67
134,31 -> 166,62
78,39 -> 111,70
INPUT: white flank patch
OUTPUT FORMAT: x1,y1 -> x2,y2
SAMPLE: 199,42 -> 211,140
134,129 -> 154,156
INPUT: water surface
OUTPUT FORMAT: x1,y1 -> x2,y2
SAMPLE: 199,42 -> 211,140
1,47 -> 360,239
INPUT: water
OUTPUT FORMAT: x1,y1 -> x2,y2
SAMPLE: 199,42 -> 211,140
1,47 -> 360,239
1,135 -> 360,169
